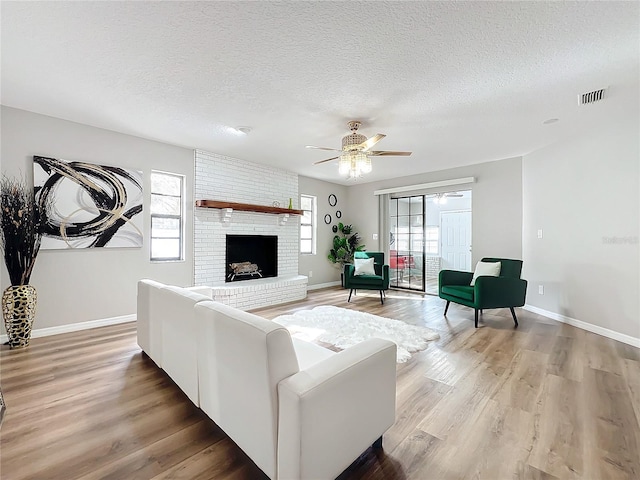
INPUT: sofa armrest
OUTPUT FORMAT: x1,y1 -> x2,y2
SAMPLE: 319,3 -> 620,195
277,338 -> 397,480
137,279 -> 168,365
439,270 -> 473,288
474,276 -> 528,308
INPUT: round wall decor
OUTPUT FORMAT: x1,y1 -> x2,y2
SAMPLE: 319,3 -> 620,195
324,214 -> 332,224
336,210 -> 342,218
328,194 -> 337,207
332,225 -> 338,233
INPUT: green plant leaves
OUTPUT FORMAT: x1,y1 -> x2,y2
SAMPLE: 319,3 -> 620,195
328,222 -> 363,265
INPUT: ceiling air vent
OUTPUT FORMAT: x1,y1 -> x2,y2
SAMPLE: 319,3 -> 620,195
579,87 -> 607,105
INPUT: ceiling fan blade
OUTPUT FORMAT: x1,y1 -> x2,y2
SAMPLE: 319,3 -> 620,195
313,156 -> 340,165
367,151 -> 412,156
305,145 -> 342,152
359,134 -> 386,152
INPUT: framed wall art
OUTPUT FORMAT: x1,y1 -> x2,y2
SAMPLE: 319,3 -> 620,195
33,155 -> 143,249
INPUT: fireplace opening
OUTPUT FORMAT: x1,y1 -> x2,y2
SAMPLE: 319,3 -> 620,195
225,235 -> 278,282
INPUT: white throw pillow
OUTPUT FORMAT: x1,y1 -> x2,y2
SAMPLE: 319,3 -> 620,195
354,257 -> 376,276
470,261 -> 501,286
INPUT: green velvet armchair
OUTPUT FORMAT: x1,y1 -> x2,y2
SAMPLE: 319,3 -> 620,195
438,257 -> 527,328
344,251 -> 390,304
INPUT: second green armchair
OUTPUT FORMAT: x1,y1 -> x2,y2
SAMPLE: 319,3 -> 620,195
438,257 -> 528,328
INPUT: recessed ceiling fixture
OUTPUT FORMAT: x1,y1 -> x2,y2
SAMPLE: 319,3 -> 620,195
307,121 -> 412,180
543,118 -> 559,124
226,126 -> 251,136
431,192 -> 463,204
579,87 -> 607,105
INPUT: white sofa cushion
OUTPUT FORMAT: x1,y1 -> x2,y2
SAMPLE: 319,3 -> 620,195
160,286 -> 211,406
291,338 -> 335,370
195,301 -> 299,479
185,285 -> 213,297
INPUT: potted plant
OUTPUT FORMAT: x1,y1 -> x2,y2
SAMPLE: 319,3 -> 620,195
0,175 -> 48,348
328,222 -> 365,267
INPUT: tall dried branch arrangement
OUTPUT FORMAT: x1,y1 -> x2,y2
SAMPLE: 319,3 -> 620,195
0,176 -> 48,285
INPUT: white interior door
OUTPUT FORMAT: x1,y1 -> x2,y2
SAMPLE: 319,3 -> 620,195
440,210 -> 472,271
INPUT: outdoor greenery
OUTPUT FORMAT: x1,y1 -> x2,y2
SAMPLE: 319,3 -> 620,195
0,176 -> 48,285
328,222 -> 365,266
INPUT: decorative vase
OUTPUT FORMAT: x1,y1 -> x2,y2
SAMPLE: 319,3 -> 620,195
288,198 -> 293,209
0,386 -> 5,427
2,285 -> 37,349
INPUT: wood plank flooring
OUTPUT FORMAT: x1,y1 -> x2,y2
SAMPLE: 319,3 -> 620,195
1,287 -> 638,479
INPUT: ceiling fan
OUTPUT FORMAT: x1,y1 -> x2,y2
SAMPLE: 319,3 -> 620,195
431,192 -> 463,204
306,121 -> 412,178
432,192 -> 463,198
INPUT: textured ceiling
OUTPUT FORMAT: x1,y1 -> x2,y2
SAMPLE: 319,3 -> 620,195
1,1 -> 638,185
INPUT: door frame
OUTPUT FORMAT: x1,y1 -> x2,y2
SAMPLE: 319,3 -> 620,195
388,195 -> 426,292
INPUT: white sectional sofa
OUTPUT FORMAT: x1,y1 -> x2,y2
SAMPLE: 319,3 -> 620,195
137,280 -> 212,404
136,279 -> 397,480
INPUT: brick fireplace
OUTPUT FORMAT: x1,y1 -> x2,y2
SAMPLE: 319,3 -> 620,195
225,234 -> 277,282
193,150 -> 307,309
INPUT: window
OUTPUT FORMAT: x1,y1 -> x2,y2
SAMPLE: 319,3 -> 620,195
150,171 -> 184,261
300,194 -> 316,254
425,226 -> 439,254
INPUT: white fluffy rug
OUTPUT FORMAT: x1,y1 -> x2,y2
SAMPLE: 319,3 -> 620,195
273,305 -> 439,363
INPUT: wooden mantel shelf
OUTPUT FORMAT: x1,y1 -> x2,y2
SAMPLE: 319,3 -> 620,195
195,200 -> 304,216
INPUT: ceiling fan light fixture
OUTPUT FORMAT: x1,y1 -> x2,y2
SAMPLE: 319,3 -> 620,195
342,132 -> 367,150
338,153 -> 351,176
309,120 -> 412,178
357,152 -> 372,174
340,151 -> 372,179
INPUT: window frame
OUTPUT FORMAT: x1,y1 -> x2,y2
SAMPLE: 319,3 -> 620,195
299,194 -> 317,255
150,170 -> 185,262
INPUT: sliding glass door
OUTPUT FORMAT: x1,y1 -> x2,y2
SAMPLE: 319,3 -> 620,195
389,190 -> 472,294
389,196 -> 425,291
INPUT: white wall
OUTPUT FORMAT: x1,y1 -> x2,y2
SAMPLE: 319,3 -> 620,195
5,105 -> 635,344
523,117 -> 639,340
298,175 -> 349,286
346,157 -> 523,266
0,106 -> 194,330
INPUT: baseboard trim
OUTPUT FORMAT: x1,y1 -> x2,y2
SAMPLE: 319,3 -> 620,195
6,304 -> 637,348
0,314 -> 136,344
307,281 -> 341,291
523,304 -> 640,348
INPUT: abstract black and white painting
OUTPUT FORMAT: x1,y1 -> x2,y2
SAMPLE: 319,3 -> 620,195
33,156 -> 143,249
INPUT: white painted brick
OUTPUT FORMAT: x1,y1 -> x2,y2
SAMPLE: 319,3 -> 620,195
193,150 -> 304,309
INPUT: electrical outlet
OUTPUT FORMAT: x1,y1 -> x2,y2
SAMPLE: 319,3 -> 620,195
309,271 -> 313,278
372,233 -> 378,240
537,229 -> 543,239
538,285 -> 544,295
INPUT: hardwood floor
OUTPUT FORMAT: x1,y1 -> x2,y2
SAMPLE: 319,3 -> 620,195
1,287 -> 638,479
